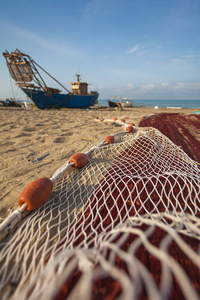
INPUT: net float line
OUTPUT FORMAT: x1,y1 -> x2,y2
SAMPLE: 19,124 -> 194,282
95,117 -> 136,129
0,127 -> 199,300
34,128 -> 200,300
0,130 -> 136,242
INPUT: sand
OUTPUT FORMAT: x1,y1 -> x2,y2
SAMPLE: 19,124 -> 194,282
0,105 -> 198,220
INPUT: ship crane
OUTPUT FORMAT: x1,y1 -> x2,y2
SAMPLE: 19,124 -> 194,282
2,49 -> 71,101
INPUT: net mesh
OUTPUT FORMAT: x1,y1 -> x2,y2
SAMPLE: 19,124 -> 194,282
0,127 -> 200,300
7,61 -> 33,82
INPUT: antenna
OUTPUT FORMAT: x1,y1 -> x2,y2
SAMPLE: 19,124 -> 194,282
75,69 -> 83,82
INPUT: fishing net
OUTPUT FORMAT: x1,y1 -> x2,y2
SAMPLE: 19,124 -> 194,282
0,127 -> 200,300
139,113 -> 200,162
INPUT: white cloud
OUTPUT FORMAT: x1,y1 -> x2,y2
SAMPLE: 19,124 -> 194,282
183,54 -> 200,58
142,83 -> 155,89
1,21 -> 80,58
171,59 -> 184,64
172,82 -> 185,89
127,83 -> 134,89
171,53 -> 200,64
172,81 -> 200,90
98,80 -> 200,99
127,44 -> 140,53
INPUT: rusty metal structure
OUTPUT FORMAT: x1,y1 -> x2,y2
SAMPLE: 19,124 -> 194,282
3,49 -> 70,96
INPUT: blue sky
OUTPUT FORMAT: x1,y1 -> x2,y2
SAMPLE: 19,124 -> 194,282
0,0 -> 200,100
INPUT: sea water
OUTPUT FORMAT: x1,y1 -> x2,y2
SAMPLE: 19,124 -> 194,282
98,99 -> 200,109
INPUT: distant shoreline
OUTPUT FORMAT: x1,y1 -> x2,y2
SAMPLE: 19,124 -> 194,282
98,99 -> 200,109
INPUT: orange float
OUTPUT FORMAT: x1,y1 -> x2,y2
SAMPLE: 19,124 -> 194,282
18,177 -> 53,211
100,118 -> 104,121
129,122 -> 135,127
126,126 -> 134,133
105,135 -> 115,144
121,119 -> 125,123
70,153 -> 89,169
113,118 -> 117,121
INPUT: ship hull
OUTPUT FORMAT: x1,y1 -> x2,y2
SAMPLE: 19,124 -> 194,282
22,89 -> 99,109
108,100 -> 118,108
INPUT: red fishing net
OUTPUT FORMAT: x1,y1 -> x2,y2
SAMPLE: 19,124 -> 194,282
0,128 -> 199,300
139,113 -> 200,162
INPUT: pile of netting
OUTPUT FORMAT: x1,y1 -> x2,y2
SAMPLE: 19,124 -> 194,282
139,113 -> 200,162
0,127 -> 200,300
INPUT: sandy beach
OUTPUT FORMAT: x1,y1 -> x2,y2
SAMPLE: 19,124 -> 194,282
0,105 -> 199,220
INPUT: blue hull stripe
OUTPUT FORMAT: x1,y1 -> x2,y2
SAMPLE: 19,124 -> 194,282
22,89 -> 99,109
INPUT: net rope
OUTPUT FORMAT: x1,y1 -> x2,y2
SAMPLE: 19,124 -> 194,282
0,127 -> 199,299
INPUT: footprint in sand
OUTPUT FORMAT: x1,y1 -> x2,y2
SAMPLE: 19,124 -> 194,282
53,136 -> 69,143
23,127 -> 37,132
15,132 -> 32,138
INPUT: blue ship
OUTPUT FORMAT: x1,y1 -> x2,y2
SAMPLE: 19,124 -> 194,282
21,89 -> 98,109
3,49 -> 99,109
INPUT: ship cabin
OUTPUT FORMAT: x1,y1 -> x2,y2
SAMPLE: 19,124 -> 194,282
70,73 -> 89,95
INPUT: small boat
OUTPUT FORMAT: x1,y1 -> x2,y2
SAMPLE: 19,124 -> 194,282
0,98 -> 22,107
121,98 -> 134,108
166,107 -> 182,109
108,97 -> 134,109
3,49 -> 99,110
108,100 -> 123,110
108,100 -> 118,108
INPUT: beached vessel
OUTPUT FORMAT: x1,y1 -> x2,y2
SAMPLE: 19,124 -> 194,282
121,98 -> 134,108
3,49 -> 99,109
108,100 -> 118,108
108,97 -> 134,109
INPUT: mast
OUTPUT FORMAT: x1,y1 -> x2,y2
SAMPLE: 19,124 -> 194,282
76,73 -> 81,82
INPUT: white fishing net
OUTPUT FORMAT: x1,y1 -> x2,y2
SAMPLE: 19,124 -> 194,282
0,127 -> 200,300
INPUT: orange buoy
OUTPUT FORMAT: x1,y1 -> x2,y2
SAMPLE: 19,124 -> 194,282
129,122 -> 135,127
126,126 -> 134,133
113,118 -> 117,121
100,118 -> 104,121
70,153 -> 89,169
18,177 -> 53,211
121,119 -> 125,123
105,135 -> 114,144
